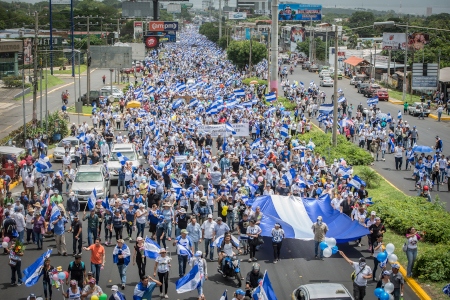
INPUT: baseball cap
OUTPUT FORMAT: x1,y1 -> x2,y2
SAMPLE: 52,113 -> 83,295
391,263 -> 400,269
382,270 -> 391,276
111,285 -> 119,291
371,211 -> 376,216
207,214 -> 213,218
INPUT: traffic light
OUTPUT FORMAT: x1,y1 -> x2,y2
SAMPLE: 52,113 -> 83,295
87,55 -> 92,67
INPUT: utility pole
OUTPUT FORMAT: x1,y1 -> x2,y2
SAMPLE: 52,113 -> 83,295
40,58 -> 43,127
387,49 -> 391,86
267,29 -> 271,91
249,29 -> 252,75
309,17 -> 313,61
403,23 -> 408,102
269,0 -> 278,94
219,0 -> 222,39
373,44 -> 377,80
332,24 -> 338,147
87,16 -> 91,104
325,26 -> 328,65
32,11 -> 38,124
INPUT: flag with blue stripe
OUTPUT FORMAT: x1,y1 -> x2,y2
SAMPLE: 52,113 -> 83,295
144,236 -> 161,259
367,96 -> 379,106
77,132 -> 88,143
265,92 -> 277,102
338,166 -> 352,178
34,154 -> 52,172
116,152 -> 129,166
172,98 -> 184,110
225,122 -> 236,135
49,203 -> 60,229
264,107 -> 276,117
219,289 -> 228,300
23,249 -> 52,287
251,138 -> 261,150
319,104 -> 333,115
188,98 -> 199,108
175,264 -> 202,293
252,271 -> 278,300
113,244 -> 131,265
234,89 -> 245,97
280,124 -> 289,139
87,188 -> 96,211
348,175 -> 366,190
282,168 -> 296,186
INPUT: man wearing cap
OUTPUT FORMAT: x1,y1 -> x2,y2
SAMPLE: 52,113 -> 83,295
69,213 -> 83,255
81,277 -> 103,300
66,192 -> 80,222
52,209 -> 68,256
173,229 -> 194,277
390,264 -> 404,300
113,239 -> 131,290
110,284 -> 127,300
50,189 -> 63,205
312,216 -> 328,260
339,250 -> 373,300
193,196 -> 211,225
67,254 -> 86,289
201,214 -> 216,261
83,209 -> 99,246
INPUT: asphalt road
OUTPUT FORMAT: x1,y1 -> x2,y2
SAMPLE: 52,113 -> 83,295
280,66 -> 450,211
0,68 -> 115,141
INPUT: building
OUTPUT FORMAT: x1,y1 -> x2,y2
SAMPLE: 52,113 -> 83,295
426,7 -> 432,16
0,39 -> 23,78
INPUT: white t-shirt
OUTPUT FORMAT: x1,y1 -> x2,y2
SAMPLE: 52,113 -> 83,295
331,197 -> 342,211
352,262 -> 372,286
271,228 -> 284,243
200,220 -> 216,239
246,225 -> 261,240
407,234 -> 420,249
155,255 -> 171,273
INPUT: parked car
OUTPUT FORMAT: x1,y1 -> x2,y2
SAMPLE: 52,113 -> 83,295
350,74 -> 369,86
53,137 -> 80,162
319,70 -> 331,79
302,62 -> 311,70
309,64 -> 319,72
365,84 -> 382,98
377,88 -> 389,101
106,143 -> 142,181
100,86 -> 124,100
291,283 -> 353,300
330,70 -> 343,80
319,77 -> 334,87
408,102 -> 431,117
79,90 -> 101,105
71,165 -> 110,203
357,83 -> 370,95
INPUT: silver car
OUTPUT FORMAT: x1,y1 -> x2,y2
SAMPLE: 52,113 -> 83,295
320,77 -> 334,87
53,137 -> 80,162
71,165 -> 110,203
292,283 -> 354,300
107,143 -> 142,180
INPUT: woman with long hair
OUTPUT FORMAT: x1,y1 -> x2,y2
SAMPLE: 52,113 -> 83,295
405,227 -> 422,277
153,248 -> 171,298
133,237 -> 147,278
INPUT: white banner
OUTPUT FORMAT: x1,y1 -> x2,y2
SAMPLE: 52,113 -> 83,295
174,155 -> 188,163
382,33 -> 406,50
197,123 -> 249,137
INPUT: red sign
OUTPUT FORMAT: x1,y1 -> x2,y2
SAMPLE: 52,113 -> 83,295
338,51 -> 345,56
144,36 -> 159,48
149,21 -> 164,31
134,21 -> 143,27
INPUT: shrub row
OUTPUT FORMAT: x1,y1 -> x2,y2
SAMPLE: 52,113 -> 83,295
242,77 -> 268,86
413,244 -> 450,281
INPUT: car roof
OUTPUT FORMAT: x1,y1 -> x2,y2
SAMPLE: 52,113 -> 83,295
77,165 -> 104,172
61,137 -> 79,142
323,77 -> 333,80
112,143 -> 134,151
300,283 -> 353,299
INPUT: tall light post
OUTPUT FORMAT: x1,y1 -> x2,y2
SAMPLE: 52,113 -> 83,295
332,24 -> 339,146
269,0 -> 278,94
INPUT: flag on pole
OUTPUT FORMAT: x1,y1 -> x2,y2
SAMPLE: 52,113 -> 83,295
176,264 -> 202,293
87,188 -> 96,211
144,236 -> 161,259
265,92 -> 277,102
219,290 -> 228,300
23,249 -> 53,287
225,122 -> 236,135
252,271 -> 278,300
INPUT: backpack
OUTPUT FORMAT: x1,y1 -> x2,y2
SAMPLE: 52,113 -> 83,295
4,218 -> 16,236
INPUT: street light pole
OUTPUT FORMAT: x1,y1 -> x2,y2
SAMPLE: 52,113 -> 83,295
219,0 -> 222,39
403,23 -> 408,102
269,0 -> 278,94
332,24 -> 338,147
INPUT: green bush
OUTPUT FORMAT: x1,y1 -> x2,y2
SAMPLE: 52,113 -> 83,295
413,245 -> 450,281
295,128 -> 373,166
242,77 -> 268,86
278,96 -> 297,110
358,166 -> 381,188
2,75 -> 25,88
370,194 -> 450,245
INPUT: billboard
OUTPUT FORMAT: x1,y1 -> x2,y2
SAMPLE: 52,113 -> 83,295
412,63 -> 438,90
51,0 -> 70,4
167,3 -> 181,13
148,21 -> 179,32
229,12 -> 247,20
278,4 -> 322,21
382,33 -> 406,50
134,21 -> 143,40
290,26 -> 306,52
408,32 -> 430,50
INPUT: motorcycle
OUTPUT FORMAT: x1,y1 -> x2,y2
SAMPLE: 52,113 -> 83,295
219,255 -> 242,287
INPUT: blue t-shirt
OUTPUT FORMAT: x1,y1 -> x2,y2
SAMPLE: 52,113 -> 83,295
54,217 -> 67,235
126,208 -> 136,222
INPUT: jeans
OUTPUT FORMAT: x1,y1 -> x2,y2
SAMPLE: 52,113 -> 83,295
87,227 -> 98,246
10,260 -> 22,284
406,248 -> 418,277
227,212 -> 234,230
440,168 -> 446,183
192,241 -> 199,252
314,240 -> 323,258
73,234 -> 82,254
373,257 -> 380,279
43,280 -> 52,298
18,230 -> 24,243
196,277 -> 205,297
178,255 -> 188,277
164,222 -> 172,239
136,222 -> 145,239
91,263 -> 101,283
204,238 -> 214,260
34,232 -> 43,248
118,179 -> 125,193
117,264 -> 127,284
352,282 -> 366,300
156,227 -> 166,249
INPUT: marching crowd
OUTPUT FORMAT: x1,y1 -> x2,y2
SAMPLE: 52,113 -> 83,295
0,27 -> 432,300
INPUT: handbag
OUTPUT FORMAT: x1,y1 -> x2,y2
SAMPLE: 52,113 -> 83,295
402,239 -> 408,252
257,235 -> 264,245
351,266 -> 366,281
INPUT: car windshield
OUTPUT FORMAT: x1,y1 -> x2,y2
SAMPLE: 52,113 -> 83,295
324,77 -> 332,81
109,151 -> 137,161
75,172 -> 103,182
57,139 -> 78,147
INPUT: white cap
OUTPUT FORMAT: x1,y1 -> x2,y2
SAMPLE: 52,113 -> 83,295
111,285 -> 119,291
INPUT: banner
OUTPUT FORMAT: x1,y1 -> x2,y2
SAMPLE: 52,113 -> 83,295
197,123 -> 249,137
278,4 -> 322,21
134,21 -> 143,40
174,155 -> 188,163
229,12 -> 247,20
382,33 -> 406,50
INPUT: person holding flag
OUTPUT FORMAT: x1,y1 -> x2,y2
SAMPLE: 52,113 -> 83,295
51,205 -> 68,256
110,285 -> 127,300
191,250 -> 208,299
113,239 -> 131,290
173,229 -> 194,278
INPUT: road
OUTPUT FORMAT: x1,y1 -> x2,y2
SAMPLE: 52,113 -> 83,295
0,68 -> 114,141
280,66 -> 450,211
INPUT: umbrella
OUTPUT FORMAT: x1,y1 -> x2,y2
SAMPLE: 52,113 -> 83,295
126,100 -> 141,108
40,169 -> 55,173
249,80 -> 258,85
377,113 -> 388,120
413,145 -> 434,153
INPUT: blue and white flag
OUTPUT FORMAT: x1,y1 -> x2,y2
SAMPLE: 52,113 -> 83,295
49,203 -> 60,229
348,175 -> 366,190
265,92 -> 276,102
338,96 -> 347,103
225,122 -> 236,135
251,138 -> 261,150
23,249 -> 52,287
176,264 -> 202,293
319,104 -> 333,115
234,89 -> 245,97
172,98 -> 184,110
77,132 -> 88,143
113,243 -> 131,265
144,236 -> 161,259
389,138 -> 395,152
251,194 -> 370,242
176,83 -> 186,93
252,271 -> 278,300
102,197 -> 110,211
367,96 -> 379,106
188,98 -> 199,108
35,154 -> 52,172
171,179 -> 183,197
282,168 -> 296,186
338,166 -> 352,178
87,188 -> 96,211
246,180 -> 259,196
219,290 -> 228,300
280,124 -> 289,139
116,152 -> 129,166
147,86 -> 155,93
263,107 -> 276,117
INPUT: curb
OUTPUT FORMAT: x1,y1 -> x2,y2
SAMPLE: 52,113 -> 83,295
428,114 -> 450,121
67,112 -> 92,117
310,122 -> 432,300
388,98 -> 404,105
9,154 -> 53,190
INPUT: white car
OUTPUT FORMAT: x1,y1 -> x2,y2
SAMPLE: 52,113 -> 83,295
100,86 -> 124,100
53,137 -> 80,162
106,143 -> 142,180
71,165 -> 110,203
292,283 -> 353,300
320,77 -> 334,87
319,70 -> 330,79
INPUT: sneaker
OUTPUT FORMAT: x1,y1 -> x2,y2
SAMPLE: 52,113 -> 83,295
164,294 -> 169,299
274,260 -> 277,264
63,252 -> 67,256
10,283 -> 16,286
315,255 -> 318,259
248,258 -> 252,262
121,284 -> 125,290
252,257 -> 257,261
77,252 -> 82,255
160,293 -> 164,298
72,253 -> 76,257
358,243 -> 362,247
17,282 -> 22,286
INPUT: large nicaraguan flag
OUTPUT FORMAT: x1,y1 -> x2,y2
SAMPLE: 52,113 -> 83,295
23,249 -> 53,287
251,195 -> 370,243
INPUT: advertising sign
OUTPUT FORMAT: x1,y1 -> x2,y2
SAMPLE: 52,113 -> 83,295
412,76 -> 438,89
382,33 -> 406,50
144,36 -> 159,48
174,155 -> 188,163
134,21 -> 143,40
229,12 -> 247,20
278,4 -> 322,21
412,63 -> 438,90
408,32 -> 430,50
197,123 -> 249,137
167,3 -> 181,14
148,21 -> 179,32
51,0 -> 71,4
290,26 -> 306,52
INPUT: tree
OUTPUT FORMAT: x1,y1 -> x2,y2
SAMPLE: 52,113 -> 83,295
199,22 -> 220,43
296,37 -> 326,61
217,36 -> 229,50
227,40 -> 266,69
346,11 -> 376,37
362,40 -> 373,49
